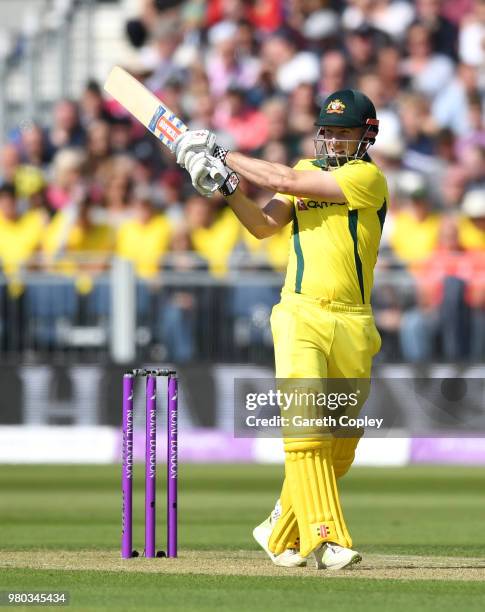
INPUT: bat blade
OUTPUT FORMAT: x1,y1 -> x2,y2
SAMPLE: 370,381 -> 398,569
103,66 -> 187,148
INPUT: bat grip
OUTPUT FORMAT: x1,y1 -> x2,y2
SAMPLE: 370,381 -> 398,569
210,168 -> 224,183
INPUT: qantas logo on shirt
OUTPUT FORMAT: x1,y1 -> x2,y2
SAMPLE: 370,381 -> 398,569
296,198 -> 345,210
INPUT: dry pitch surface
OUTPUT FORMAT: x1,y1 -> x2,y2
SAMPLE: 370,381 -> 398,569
2,550 -> 485,582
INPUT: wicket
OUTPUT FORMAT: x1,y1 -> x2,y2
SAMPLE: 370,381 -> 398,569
121,368 -> 178,559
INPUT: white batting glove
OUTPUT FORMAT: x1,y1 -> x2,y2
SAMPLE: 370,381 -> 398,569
185,151 -> 219,197
205,156 -> 240,197
173,129 -> 229,169
186,153 -> 239,198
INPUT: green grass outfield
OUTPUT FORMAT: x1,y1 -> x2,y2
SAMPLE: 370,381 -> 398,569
0,465 -> 484,611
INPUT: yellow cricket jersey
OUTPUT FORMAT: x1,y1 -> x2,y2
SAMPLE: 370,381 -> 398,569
43,210 -> 115,286
190,207 -> 240,276
278,158 -> 389,305
390,211 -> 441,262
116,215 -> 171,279
241,224 -> 291,272
458,216 -> 485,251
43,211 -> 114,258
0,209 -> 46,275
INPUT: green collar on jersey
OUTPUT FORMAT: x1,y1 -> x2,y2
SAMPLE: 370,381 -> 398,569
311,153 -> 372,170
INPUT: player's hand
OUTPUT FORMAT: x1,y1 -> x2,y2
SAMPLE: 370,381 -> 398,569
173,130 -> 228,168
173,130 -> 216,166
186,153 -> 239,198
204,156 -> 240,197
185,151 -> 219,198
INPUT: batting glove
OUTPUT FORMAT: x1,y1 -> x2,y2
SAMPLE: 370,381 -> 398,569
186,151 -> 220,198
173,129 -> 229,169
205,156 -> 240,197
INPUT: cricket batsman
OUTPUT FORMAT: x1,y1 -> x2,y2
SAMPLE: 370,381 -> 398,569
173,89 -> 389,570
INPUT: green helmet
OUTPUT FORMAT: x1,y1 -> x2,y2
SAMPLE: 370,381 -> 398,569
314,89 -> 379,167
315,89 -> 377,128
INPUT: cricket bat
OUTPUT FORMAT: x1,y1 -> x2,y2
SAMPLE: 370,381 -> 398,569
103,66 -> 223,180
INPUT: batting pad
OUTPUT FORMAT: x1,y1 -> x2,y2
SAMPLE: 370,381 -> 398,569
332,436 -> 362,479
268,479 -> 299,556
269,437 -> 361,554
284,438 -> 352,556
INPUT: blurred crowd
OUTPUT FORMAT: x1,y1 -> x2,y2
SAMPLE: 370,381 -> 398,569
0,0 -> 484,362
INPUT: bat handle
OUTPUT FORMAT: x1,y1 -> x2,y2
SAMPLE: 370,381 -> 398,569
210,168 -> 224,183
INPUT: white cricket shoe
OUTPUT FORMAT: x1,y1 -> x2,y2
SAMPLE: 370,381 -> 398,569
313,542 -> 362,570
253,516 -> 307,568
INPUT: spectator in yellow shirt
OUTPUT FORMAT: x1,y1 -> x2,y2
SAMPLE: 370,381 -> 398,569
0,184 -> 47,294
459,189 -> 485,251
42,194 -> 114,293
0,143 -> 45,199
185,194 -> 240,276
390,171 -> 441,263
240,226 -> 291,271
240,191 -> 291,271
116,188 -> 171,279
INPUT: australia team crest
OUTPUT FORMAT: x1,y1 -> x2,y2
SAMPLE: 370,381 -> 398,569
326,99 -> 346,114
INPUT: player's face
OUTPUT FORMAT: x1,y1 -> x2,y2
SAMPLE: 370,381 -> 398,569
314,125 -> 366,166
322,127 -> 364,155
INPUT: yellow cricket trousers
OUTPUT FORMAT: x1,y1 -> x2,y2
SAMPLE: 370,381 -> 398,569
268,292 -> 381,556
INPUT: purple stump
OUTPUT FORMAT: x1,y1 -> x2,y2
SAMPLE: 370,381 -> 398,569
167,374 -> 178,558
145,374 -> 157,558
121,374 -> 134,559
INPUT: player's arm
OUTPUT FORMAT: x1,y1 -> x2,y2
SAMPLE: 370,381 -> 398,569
225,190 -> 293,239
226,151 -> 346,202
173,130 -> 346,201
